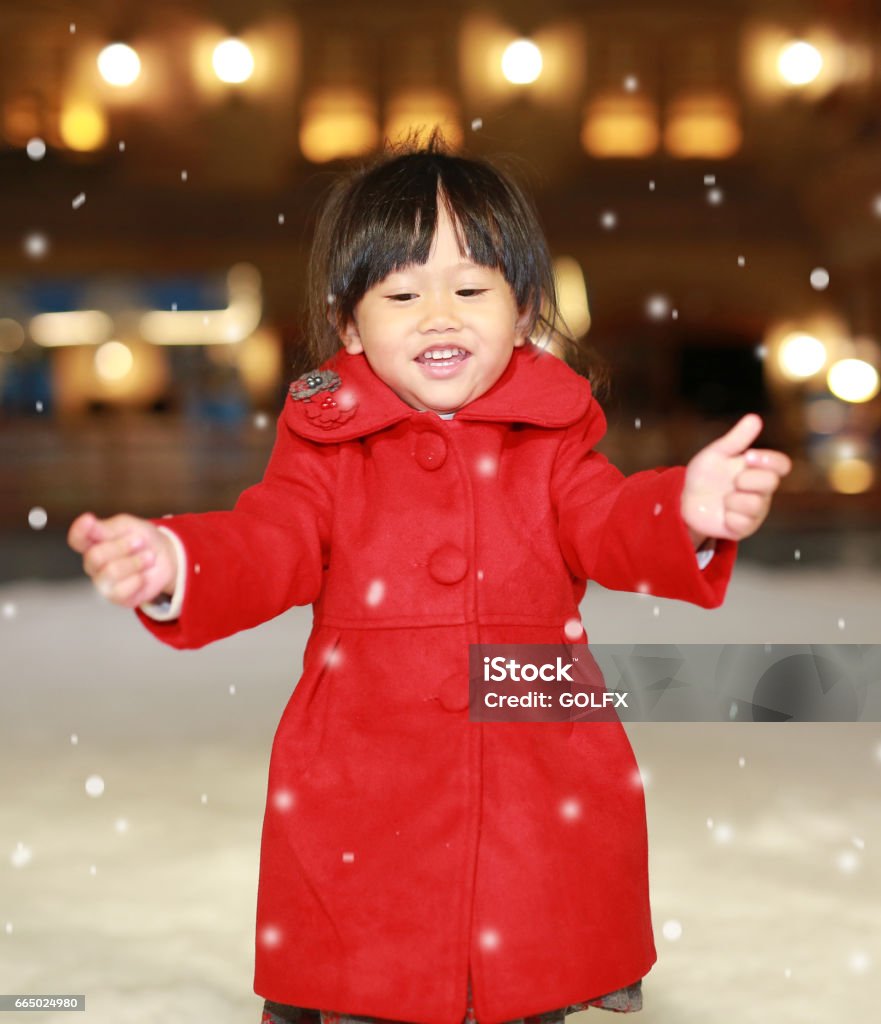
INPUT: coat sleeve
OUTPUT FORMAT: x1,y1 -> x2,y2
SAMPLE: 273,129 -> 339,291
551,396 -> 737,608
133,403 -> 336,649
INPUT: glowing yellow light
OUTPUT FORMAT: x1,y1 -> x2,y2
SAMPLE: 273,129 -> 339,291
777,40 -> 823,86
31,310 -> 113,347
501,39 -> 543,85
59,102 -> 108,152
664,93 -> 741,159
212,38 -> 255,84
828,458 -> 874,494
299,88 -> 379,163
552,256 -> 591,338
778,332 -> 827,379
827,358 -> 880,403
581,95 -> 659,158
97,43 -> 142,87
94,340 -> 134,381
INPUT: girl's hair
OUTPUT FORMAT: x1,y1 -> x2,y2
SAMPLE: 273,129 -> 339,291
302,127 -> 608,396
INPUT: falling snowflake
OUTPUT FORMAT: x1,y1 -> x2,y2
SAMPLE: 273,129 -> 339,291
635,581 -> 650,594
755,344 -> 767,360
848,950 -> 871,974
72,192 -> 86,210
838,618 -> 846,630
662,919 -> 682,941
706,817 -> 714,829
2,602 -> 16,620
712,822 -> 734,844
342,851 -> 355,863
852,836 -> 865,850
563,617 -> 583,640
738,756 -> 746,767
70,733 -> 78,745
24,232 -> 49,259
229,684 -> 236,695
475,454 -> 497,477
272,789 -> 295,812
114,818 -> 128,833
646,294 -> 670,320
254,412 -> 269,429
649,180 -> 656,191
599,210 -> 617,230
635,766 -> 651,788
4,922 -> 11,935
706,187 -> 723,205
181,170 -> 188,182
479,928 -> 500,951
623,75 -> 638,92
118,140 -> 126,152
671,309 -> 679,320
836,850 -> 859,874
737,255 -> 746,267
277,213 -> 285,225
471,118 -> 483,131
28,507 -> 47,530
201,793 -> 208,804
26,138 -> 46,161
703,174 -> 716,186
35,400 -> 43,412
810,267 -> 829,291
634,417 -> 641,429
794,548 -> 801,561
10,842 -> 32,869
89,865 -> 97,876
783,967 -> 792,979
365,579 -> 385,607
559,798 -> 581,820
652,606 -> 660,617
652,503 -> 663,516
69,23 -> 76,34
85,775 -> 104,797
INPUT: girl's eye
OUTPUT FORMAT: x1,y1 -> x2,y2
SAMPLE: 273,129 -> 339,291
457,289 -> 487,297
388,294 -> 416,302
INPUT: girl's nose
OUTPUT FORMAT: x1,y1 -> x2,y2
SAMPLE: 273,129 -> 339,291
419,294 -> 462,333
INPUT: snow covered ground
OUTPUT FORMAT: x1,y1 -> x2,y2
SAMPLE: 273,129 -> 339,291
1,563 -> 879,1024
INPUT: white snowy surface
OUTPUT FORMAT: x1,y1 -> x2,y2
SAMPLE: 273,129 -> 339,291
1,563 -> 879,1023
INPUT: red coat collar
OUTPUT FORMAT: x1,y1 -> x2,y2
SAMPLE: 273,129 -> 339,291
284,341 -> 592,442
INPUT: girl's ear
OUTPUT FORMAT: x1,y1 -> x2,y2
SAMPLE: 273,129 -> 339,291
513,307 -> 533,347
338,316 -> 364,355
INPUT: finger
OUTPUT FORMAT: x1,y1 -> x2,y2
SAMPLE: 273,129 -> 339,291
83,513 -> 141,546
724,508 -> 758,538
67,512 -> 98,553
98,568 -> 151,606
745,449 -> 793,476
734,468 -> 781,494
710,413 -> 764,458
83,534 -> 149,578
95,548 -> 155,597
725,491 -> 768,517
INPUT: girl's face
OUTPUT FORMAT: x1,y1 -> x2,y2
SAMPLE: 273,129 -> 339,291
339,203 -> 531,414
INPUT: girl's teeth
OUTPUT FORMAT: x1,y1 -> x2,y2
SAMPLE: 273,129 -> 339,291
424,348 -> 462,360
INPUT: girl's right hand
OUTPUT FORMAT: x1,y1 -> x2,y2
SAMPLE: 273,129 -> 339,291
67,512 -> 179,609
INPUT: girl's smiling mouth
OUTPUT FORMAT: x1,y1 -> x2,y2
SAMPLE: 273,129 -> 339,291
415,346 -> 471,377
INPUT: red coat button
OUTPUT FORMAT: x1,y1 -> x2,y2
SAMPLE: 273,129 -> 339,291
428,544 -> 468,584
414,432 -> 447,471
439,673 -> 470,712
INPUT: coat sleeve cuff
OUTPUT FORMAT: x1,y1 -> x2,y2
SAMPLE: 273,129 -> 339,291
137,525 -> 188,621
595,466 -> 737,608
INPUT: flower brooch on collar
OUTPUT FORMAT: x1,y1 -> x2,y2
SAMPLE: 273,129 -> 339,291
288,368 -> 357,429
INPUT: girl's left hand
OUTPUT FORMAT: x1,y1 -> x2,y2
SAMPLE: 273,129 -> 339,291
681,413 -> 792,543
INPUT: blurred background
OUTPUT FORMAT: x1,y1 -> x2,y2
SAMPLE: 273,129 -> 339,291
1,0 -> 880,573
1,2 -> 880,1023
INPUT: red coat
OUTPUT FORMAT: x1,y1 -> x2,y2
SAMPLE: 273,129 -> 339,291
136,342 -> 736,1024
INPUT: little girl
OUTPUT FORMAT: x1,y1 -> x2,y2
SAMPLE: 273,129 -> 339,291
68,131 -> 790,1024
